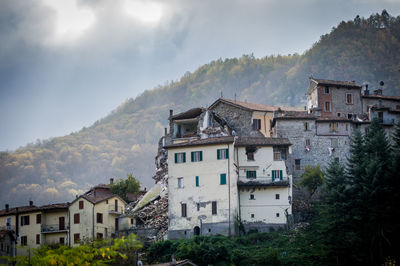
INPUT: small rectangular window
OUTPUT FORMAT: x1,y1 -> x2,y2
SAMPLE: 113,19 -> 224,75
197,203 -> 200,211
36,234 -> 40,245
251,214 -> 255,218
79,200 -> 84,209
74,213 -> 80,224
325,102 -> 331,112
272,170 -> 283,181
396,105 -> 400,110
181,203 -> 187,217
304,122 -> 309,131
96,213 -> 103,224
347,113 -> 353,119
250,194 -> 255,200
191,151 -> 203,162
195,176 -> 199,187
305,139 -> 311,146
246,170 -> 257,179
346,93 -> 353,104
36,214 -> 41,224
276,213 -> 280,217
329,122 -> 339,132
174,152 -> 186,163
74,234 -> 80,244
212,201 -> 217,215
295,159 -> 301,170
21,215 -> 30,226
59,237 -> 65,244
378,112 -> 383,123
337,112 -> 341,117
331,138 -> 338,148
345,124 -> 348,131
96,233 -> 103,240
220,173 -> 227,185
217,148 -> 229,159
177,177 -> 183,188
275,194 -> 280,200
273,150 -> 281,160
252,119 -> 261,130
21,236 -> 27,246
324,86 -> 330,94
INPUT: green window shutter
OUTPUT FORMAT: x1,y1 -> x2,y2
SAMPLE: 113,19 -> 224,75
174,153 -> 178,163
272,170 -> 275,181
246,171 -> 249,178
220,174 -> 226,185
217,149 -> 220,160
254,171 -> 257,178
226,149 -> 229,159
183,153 -> 186,163
280,170 -> 283,180
191,152 -> 194,162
200,151 -> 203,161
195,176 -> 199,187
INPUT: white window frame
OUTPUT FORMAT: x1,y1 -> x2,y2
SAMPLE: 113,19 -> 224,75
176,153 -> 185,163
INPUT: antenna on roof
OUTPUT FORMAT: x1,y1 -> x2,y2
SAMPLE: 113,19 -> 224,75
234,93 -> 237,102
220,91 -> 223,98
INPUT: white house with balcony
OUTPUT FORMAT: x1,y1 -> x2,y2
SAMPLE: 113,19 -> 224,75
165,108 -> 293,238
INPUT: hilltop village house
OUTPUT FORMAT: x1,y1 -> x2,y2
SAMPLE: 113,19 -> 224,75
165,78 -> 400,239
0,180 -> 126,256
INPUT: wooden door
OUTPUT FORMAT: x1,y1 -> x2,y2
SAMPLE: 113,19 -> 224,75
59,217 -> 65,230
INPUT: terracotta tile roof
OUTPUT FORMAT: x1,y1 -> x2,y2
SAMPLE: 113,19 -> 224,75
40,203 -> 69,211
165,136 -> 234,149
311,78 -> 362,88
362,94 -> 400,101
81,194 -> 116,204
0,205 -> 39,216
316,117 -> 354,122
235,137 -> 291,146
210,98 -> 300,112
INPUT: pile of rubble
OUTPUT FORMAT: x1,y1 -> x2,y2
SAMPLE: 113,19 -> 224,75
134,195 -> 168,240
126,136 -> 169,240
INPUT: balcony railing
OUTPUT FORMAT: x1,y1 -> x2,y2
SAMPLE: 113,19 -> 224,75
238,176 -> 290,187
41,224 -> 69,233
108,205 -> 124,214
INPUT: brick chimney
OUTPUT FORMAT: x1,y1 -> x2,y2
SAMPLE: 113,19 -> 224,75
5,204 -> 9,212
169,109 -> 173,117
29,201 -> 33,206
110,178 -> 114,185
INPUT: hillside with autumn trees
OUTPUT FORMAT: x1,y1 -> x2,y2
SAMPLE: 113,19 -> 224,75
1,10 -> 400,205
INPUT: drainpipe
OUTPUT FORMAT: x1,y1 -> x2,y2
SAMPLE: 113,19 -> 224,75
68,209 -> 71,247
264,113 -> 267,136
92,204 -> 95,241
236,144 -> 241,221
227,143 -> 231,237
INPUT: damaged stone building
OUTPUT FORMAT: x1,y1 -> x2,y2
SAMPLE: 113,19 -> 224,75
164,78 -> 400,239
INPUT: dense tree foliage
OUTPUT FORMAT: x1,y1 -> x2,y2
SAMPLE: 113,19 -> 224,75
110,174 -> 140,202
1,11 -> 400,205
5,234 -> 142,266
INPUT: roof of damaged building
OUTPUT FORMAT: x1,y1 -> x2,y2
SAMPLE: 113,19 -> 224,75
235,137 -> 291,146
209,98 -> 300,112
40,203 -> 69,211
273,111 -> 317,120
72,184 -> 126,205
362,94 -> 400,101
165,136 -> 235,148
0,230 -> 16,240
310,78 -> 362,88
169,107 -> 205,120
316,117 -> 354,122
166,136 -> 290,148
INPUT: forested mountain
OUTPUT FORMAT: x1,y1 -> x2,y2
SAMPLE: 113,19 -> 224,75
1,11 -> 400,206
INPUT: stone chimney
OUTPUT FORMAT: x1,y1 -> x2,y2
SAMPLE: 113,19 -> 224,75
5,204 -> 9,212
169,109 -> 173,117
364,84 -> 369,95
29,201 -> 33,206
110,178 -> 114,185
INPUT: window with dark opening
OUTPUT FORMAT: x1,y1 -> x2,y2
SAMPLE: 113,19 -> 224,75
79,200 -> 84,209
250,194 -> 255,200
96,213 -> 103,224
324,86 -> 330,94
275,194 -> 280,200
74,213 -> 80,224
74,234 -> 80,244
181,203 -> 187,217
325,102 -> 331,112
246,147 -> 256,160
36,214 -> 41,224
252,119 -> 261,130
36,234 -> 40,244
295,159 -> 301,170
212,201 -> 217,215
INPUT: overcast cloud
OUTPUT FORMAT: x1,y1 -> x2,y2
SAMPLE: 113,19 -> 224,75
1,0 -> 400,150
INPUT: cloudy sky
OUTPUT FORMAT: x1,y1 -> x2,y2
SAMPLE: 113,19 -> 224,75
1,0 -> 400,150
